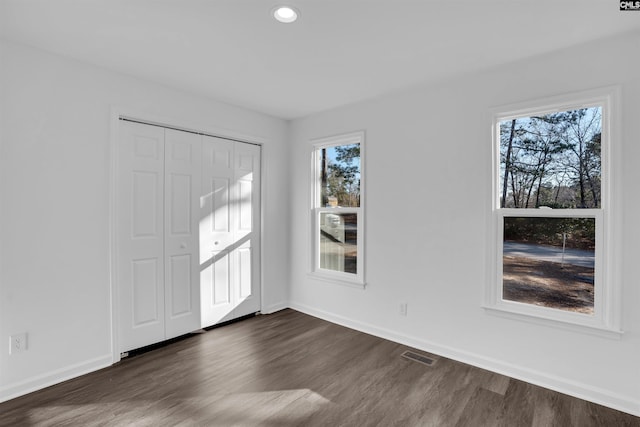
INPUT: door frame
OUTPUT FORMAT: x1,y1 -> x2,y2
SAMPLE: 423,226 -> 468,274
109,107 -> 266,364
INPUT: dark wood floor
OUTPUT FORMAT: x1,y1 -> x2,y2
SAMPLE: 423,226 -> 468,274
1,309 -> 638,426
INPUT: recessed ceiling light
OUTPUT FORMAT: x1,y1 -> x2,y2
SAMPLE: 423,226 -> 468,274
273,6 -> 299,23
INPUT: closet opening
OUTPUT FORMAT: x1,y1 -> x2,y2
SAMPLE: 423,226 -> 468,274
114,117 -> 262,355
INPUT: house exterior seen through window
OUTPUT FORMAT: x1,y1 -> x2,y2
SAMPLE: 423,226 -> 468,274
311,132 -> 364,286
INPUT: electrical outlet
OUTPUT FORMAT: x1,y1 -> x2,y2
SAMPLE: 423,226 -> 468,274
10,333 -> 28,354
399,302 -> 408,316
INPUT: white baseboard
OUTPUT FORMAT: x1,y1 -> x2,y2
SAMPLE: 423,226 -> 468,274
289,301 -> 640,417
0,354 -> 113,404
3,306 -> 638,417
261,301 -> 289,314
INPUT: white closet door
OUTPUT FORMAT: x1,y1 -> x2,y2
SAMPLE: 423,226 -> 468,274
200,137 -> 261,327
232,142 -> 261,318
118,121 -> 260,350
164,129 -> 201,339
200,137 -> 236,326
118,121 -> 166,351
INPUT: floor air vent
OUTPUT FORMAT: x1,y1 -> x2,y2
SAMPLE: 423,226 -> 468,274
401,351 -> 436,366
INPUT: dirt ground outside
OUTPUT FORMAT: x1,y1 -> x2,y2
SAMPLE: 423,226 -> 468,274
502,256 -> 594,314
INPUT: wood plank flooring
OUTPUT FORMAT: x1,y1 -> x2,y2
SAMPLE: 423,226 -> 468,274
1,309 -> 638,426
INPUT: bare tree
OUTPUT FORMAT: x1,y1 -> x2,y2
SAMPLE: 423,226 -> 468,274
499,107 -> 601,209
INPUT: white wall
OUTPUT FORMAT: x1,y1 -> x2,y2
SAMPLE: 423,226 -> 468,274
0,40 -> 290,401
2,29 -> 639,415
289,32 -> 640,415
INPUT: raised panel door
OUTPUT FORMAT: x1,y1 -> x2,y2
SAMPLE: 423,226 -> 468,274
200,138 -> 261,327
118,121 -> 166,352
200,136 -> 236,326
232,142 -> 261,318
164,129 -> 201,339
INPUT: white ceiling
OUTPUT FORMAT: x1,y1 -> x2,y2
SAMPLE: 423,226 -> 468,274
2,1 -> 639,120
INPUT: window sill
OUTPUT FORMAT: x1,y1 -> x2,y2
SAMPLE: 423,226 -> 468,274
483,304 -> 623,339
307,272 -> 366,289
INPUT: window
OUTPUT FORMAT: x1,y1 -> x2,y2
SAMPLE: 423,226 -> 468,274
310,132 -> 364,286
486,88 -> 621,335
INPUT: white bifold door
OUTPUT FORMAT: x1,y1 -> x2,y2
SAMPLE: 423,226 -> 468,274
117,121 -> 261,353
200,136 -> 261,328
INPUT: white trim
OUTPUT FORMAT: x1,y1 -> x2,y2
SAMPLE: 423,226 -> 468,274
109,107 -> 121,364
259,142 -> 267,322
486,86 -> 622,334
307,271 -> 367,289
491,86 -> 618,125
0,354 -> 112,404
310,131 -> 364,149
482,305 -> 622,339
261,301 -> 289,314
288,302 -> 639,417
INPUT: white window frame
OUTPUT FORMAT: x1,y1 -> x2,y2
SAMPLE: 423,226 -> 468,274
485,87 -> 622,337
309,131 -> 365,288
